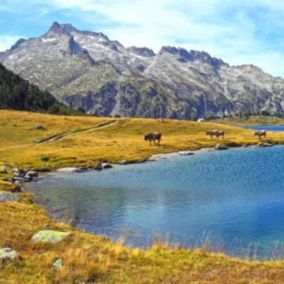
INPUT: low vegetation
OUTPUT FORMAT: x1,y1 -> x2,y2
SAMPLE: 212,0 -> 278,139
2,110 -> 284,283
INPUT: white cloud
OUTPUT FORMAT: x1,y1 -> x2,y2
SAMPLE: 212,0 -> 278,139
0,35 -> 23,52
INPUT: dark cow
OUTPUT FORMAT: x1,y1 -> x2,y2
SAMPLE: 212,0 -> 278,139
144,132 -> 162,145
206,129 -> 225,139
254,130 -> 266,139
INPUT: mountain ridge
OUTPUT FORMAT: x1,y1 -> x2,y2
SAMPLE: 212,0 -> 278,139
1,22 -> 284,119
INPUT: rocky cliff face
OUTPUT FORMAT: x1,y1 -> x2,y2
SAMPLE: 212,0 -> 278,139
1,22 -> 284,119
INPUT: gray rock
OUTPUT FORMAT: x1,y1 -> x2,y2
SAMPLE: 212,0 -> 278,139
53,258 -> 63,269
0,192 -> 19,202
31,230 -> 71,244
13,176 -> 30,183
119,160 -> 130,165
57,167 -> 81,173
0,165 -> 10,174
179,151 -> 194,156
215,143 -> 229,150
258,142 -> 274,147
102,163 -> 113,169
0,248 -> 19,262
25,171 -> 38,180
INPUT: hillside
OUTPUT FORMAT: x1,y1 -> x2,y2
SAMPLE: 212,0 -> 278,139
1,110 -> 284,283
1,22 -> 284,119
0,63 -> 81,115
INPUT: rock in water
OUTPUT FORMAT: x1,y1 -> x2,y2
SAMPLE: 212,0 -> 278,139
0,248 -> 19,262
102,163 -> 113,169
25,171 -> 38,180
0,192 -> 19,202
31,230 -> 71,244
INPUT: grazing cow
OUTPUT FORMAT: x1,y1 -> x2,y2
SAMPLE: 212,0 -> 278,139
144,132 -> 162,145
206,129 -> 225,139
254,130 -> 266,139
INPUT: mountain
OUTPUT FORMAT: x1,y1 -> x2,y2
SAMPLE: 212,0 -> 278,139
0,62 -> 80,115
1,21 -> 284,119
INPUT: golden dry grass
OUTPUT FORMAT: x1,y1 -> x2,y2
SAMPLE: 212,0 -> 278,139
1,110 -> 284,283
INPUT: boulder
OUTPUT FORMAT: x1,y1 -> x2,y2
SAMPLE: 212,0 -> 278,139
258,142 -> 273,148
57,167 -> 81,173
53,258 -> 63,269
12,176 -> 30,183
0,248 -> 19,263
179,151 -> 194,156
119,160 -> 130,165
25,171 -> 38,178
0,192 -> 19,202
102,163 -> 113,169
215,143 -> 229,150
25,171 -> 38,180
31,230 -> 71,244
0,165 -> 10,174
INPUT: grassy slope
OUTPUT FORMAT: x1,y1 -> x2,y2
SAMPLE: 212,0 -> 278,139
2,110 -> 284,283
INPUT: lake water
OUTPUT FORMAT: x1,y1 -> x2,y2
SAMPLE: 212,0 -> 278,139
243,125 -> 284,131
26,146 -> 284,259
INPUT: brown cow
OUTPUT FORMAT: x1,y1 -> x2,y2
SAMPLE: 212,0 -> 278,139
254,130 -> 266,139
206,130 -> 225,139
144,132 -> 162,145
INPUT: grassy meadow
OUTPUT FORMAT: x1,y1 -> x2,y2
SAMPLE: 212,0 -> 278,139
2,110 -> 284,283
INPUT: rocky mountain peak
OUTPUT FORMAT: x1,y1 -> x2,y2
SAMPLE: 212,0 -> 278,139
127,47 -> 155,57
159,46 -> 225,68
48,22 -> 77,35
1,22 -> 284,119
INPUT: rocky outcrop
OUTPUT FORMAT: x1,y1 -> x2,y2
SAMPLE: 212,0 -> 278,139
2,22 -> 284,119
0,248 -> 19,263
31,230 -> 71,244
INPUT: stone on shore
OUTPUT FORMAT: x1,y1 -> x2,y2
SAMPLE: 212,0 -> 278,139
25,171 -> 38,179
57,167 -> 81,173
0,248 -> 19,262
215,143 -> 229,150
258,142 -> 273,147
0,192 -> 19,202
31,230 -> 71,244
0,165 -> 10,174
179,151 -> 194,156
102,163 -> 113,169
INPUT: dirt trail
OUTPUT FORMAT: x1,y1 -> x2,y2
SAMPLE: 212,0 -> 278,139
35,120 -> 117,144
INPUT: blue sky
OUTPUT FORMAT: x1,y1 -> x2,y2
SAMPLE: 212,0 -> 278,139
1,0 -> 284,77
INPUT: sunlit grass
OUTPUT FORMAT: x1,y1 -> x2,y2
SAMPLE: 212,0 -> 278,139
1,110 -> 284,282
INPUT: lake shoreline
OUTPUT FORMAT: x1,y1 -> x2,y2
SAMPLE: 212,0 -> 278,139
24,143 -> 284,260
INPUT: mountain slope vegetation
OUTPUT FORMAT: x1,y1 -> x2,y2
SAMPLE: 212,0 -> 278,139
0,63 -> 81,115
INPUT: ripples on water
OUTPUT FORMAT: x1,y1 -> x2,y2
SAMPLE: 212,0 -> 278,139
27,146 -> 284,259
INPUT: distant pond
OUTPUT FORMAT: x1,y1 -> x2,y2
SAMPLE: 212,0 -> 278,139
26,146 -> 284,259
